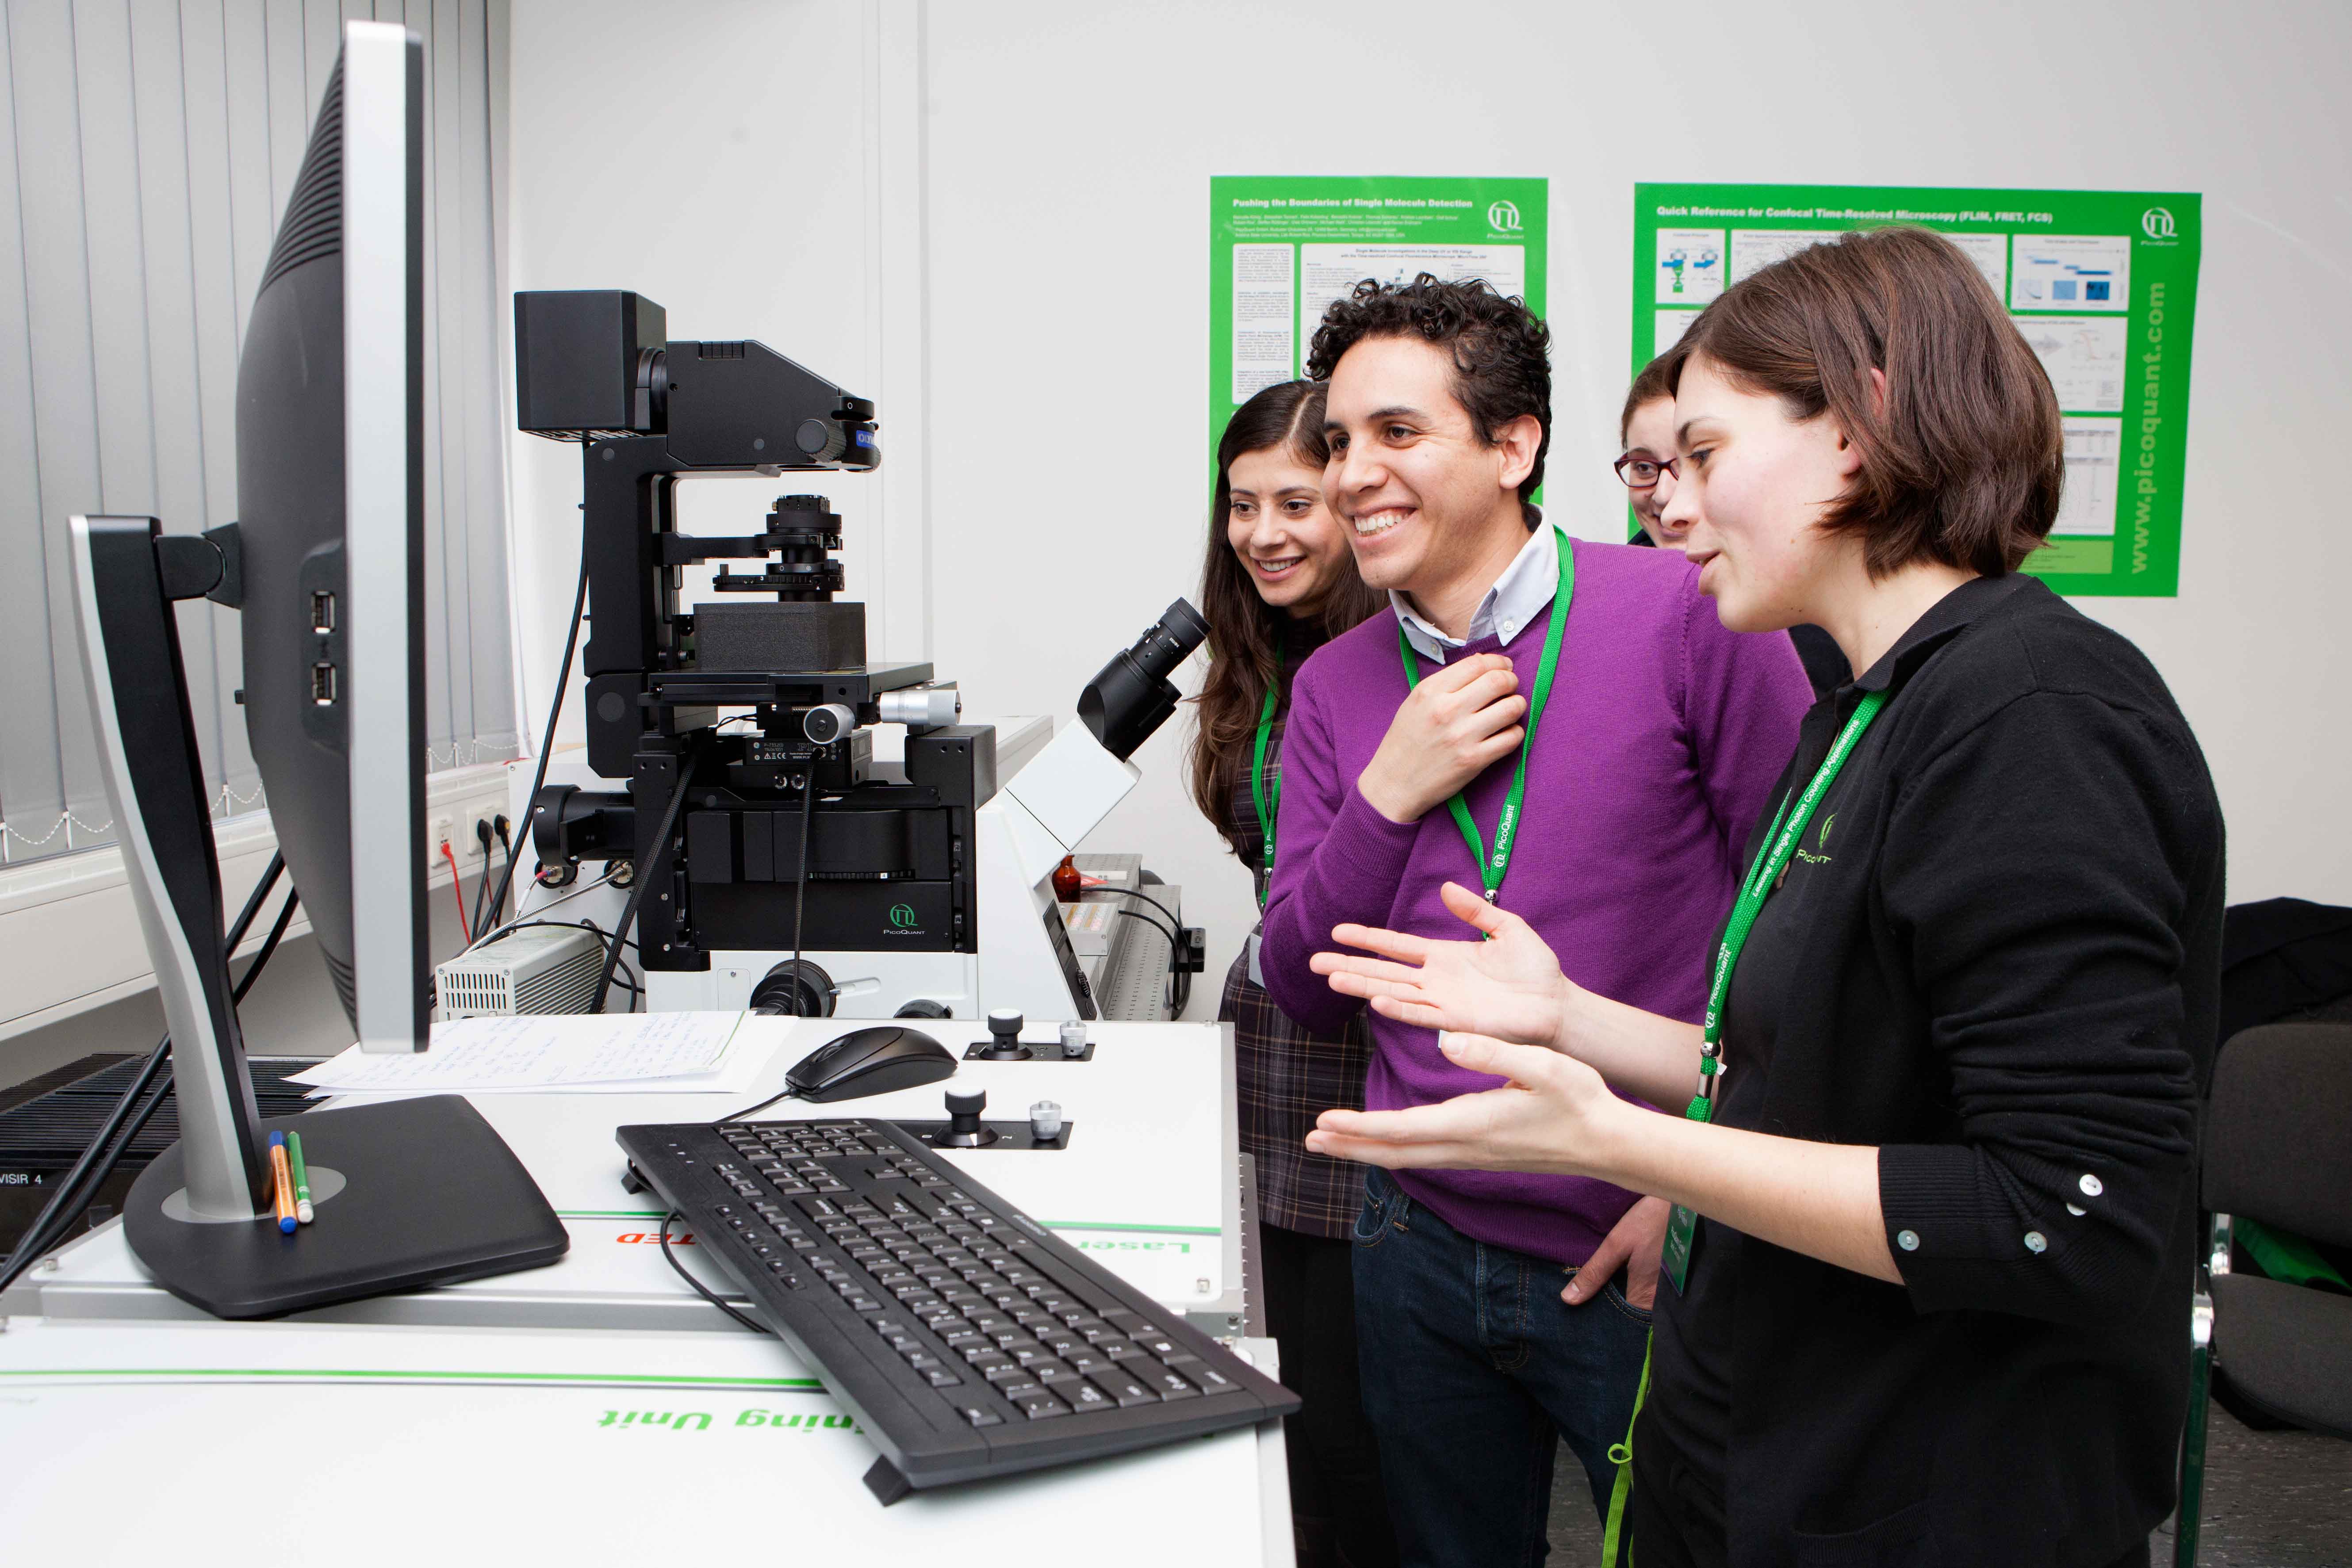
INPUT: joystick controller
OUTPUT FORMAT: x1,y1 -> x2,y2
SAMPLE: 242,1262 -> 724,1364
981,1009 -> 1028,1061
940,1086 -> 997,1147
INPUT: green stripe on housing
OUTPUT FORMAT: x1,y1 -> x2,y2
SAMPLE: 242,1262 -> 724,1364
0,1368 -> 823,1389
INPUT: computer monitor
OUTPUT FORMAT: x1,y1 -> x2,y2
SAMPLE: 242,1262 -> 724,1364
65,20 -> 564,1319
236,15 -> 429,1056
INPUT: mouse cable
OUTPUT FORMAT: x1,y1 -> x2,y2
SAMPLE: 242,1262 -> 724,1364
659,1210 -> 767,1335
714,1082 -> 808,1128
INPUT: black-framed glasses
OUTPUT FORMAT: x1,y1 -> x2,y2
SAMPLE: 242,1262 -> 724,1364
1613,453 -> 1680,490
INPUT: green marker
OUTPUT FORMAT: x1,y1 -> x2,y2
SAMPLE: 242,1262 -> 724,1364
287,1131 -> 314,1224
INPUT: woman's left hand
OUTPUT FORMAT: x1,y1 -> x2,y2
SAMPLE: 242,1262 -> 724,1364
1305,1030 -> 1632,1178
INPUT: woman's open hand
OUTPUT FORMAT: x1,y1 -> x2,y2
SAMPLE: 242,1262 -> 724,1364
1304,1030 -> 1632,1179
1310,881 -> 1573,1051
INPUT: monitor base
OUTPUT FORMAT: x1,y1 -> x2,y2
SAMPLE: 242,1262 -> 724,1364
122,1094 -> 568,1319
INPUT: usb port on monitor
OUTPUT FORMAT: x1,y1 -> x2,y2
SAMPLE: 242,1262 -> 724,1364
310,662 -> 337,705
310,590 -> 335,633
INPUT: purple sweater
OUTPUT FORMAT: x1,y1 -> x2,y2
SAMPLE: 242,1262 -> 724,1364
1260,538 -> 1813,1265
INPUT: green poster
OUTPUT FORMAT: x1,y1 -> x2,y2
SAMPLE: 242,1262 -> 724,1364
1632,183 -> 2200,597
1211,176 -> 1548,457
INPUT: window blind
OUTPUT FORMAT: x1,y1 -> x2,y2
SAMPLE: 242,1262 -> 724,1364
0,0 -> 516,865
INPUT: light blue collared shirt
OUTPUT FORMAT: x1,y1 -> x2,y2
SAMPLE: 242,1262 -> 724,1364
1391,523 -> 1563,662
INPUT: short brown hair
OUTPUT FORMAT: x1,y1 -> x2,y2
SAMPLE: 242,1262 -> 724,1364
1620,352 -> 1678,445
1667,227 -> 2061,576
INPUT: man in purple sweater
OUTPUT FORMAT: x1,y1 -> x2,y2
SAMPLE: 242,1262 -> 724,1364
1260,277 -> 1811,1564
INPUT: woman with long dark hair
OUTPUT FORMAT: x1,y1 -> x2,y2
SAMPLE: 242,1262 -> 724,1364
1190,379 -> 1392,1568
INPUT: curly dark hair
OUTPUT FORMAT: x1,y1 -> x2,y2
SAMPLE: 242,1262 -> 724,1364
1305,273 -> 1551,519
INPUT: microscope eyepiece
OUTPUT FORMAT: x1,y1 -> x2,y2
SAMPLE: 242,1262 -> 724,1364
1077,599 -> 1210,762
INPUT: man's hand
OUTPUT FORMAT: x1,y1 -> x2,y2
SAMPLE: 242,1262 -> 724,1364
1312,881 -> 1573,1052
1357,653 -> 1525,823
1564,1195 -> 1668,1310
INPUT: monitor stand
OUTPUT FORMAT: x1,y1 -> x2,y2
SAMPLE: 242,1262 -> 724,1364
69,515 -> 567,1319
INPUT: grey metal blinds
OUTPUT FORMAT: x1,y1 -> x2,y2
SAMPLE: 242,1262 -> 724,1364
0,0 -> 515,866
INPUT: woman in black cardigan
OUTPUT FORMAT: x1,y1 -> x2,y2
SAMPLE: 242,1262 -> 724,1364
1302,226 -> 2223,1568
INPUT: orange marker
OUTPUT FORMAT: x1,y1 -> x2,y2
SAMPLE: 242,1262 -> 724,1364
268,1132 -> 297,1234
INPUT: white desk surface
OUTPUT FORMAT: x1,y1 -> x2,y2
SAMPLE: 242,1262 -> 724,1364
10,1018 -> 1240,1336
0,1314 -> 1291,1565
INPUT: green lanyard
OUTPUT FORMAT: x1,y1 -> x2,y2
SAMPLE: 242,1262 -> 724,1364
1659,686 -> 1887,1292
1609,685 -> 1888,1568
1249,682 -> 1281,910
1393,534 -> 1574,910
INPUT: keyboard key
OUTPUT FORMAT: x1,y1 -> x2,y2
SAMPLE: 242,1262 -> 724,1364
1098,1338 -> 1143,1361
922,1367 -> 963,1389
1033,1360 -> 1081,1385
953,1403 -> 1004,1428
1012,1389 -> 1070,1420
1162,1357 -> 1240,1395
1065,1347 -> 1110,1374
1137,1331 -> 1182,1358
1145,1366 -> 1200,1401
1066,1379 -> 1115,1411
962,1348 -> 1013,1373
983,1362 -> 1031,1386
1002,1339 -> 1048,1365
846,1295 -> 882,1313
1088,1372 -> 1159,1408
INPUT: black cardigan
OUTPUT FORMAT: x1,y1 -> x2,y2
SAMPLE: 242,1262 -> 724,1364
1692,574 -> 2224,1567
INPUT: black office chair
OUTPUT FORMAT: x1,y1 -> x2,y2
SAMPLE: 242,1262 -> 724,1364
2174,1023 -> 2352,1566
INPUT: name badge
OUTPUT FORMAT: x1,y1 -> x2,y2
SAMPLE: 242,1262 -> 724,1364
1245,930 -> 1264,988
1662,1203 -> 1697,1295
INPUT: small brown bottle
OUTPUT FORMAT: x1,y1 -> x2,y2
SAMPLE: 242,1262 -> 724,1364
1051,854 -> 1083,903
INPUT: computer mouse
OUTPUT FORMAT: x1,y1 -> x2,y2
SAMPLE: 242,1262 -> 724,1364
785,1024 -> 958,1104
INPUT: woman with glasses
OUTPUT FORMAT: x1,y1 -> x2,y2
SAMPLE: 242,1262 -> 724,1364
1187,379 -> 1394,1568
1308,229 -> 2221,1568
1620,356 -> 1848,694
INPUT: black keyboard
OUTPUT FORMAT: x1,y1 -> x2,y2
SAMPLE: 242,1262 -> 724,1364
617,1117 -> 1298,1501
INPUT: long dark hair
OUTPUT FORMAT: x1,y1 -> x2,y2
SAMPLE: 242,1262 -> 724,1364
1188,381 -> 1384,853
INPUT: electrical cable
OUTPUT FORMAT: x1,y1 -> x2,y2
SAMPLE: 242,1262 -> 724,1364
1115,906 -> 1179,951
590,748 -> 700,1015
659,1209 -> 766,1334
1107,885 -> 1184,934
439,841 -> 474,943
490,817 -> 514,927
788,767 -> 816,1017
0,853 -> 286,1292
476,540 -> 590,944
234,887 -> 301,1003
463,868 -> 620,954
468,820 -> 497,937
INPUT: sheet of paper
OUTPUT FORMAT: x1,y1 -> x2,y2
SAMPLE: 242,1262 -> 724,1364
305,1029 -> 770,1101
290,1011 -> 743,1092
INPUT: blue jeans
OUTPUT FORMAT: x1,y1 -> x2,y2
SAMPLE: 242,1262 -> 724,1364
1352,1167 -> 1651,1568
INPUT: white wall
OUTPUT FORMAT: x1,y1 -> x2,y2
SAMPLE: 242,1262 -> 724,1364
509,0 -> 2352,1017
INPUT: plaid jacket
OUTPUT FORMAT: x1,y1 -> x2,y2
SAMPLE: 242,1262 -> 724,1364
1214,643 -> 1375,1240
